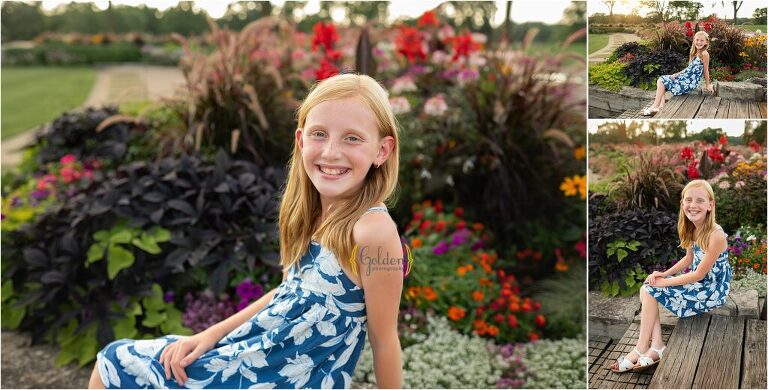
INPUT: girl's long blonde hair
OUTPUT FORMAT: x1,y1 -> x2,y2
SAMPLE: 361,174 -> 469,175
278,73 -> 400,273
689,30 -> 709,62
678,179 -> 718,251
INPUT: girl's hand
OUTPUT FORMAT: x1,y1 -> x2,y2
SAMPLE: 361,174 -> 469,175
706,84 -> 714,95
159,332 -> 218,386
645,271 -> 663,285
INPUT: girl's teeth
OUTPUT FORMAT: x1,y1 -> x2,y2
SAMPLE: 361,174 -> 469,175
319,166 -> 349,175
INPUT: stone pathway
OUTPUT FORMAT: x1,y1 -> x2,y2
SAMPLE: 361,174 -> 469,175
589,33 -> 641,64
1,65 -> 185,171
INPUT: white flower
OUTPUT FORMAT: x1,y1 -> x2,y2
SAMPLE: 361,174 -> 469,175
389,96 -> 411,115
718,180 -> 731,189
424,95 -> 448,116
734,180 -> 745,189
391,76 -> 417,94
431,50 -> 450,64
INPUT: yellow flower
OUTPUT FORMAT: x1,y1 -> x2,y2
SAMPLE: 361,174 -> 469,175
739,51 -> 748,58
560,176 -> 578,197
560,175 -> 587,199
574,145 -> 586,160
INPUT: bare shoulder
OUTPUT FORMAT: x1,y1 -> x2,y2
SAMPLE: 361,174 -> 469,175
701,50 -> 710,59
707,228 -> 727,253
352,208 -> 400,247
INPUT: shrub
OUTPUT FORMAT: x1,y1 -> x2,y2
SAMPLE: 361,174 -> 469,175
711,159 -> 767,233
708,18 -> 746,69
353,316 -> 505,388
711,66 -> 736,81
589,61 -> 630,91
1,151 -> 284,364
2,43 -> 142,66
648,22 -> 689,56
530,261 -> 586,339
731,268 -> 767,296
589,209 -> 683,296
607,42 -> 649,63
609,153 -> 686,214
624,48 -> 687,90
517,336 -> 586,389
174,17 -> 306,166
735,69 -> 767,81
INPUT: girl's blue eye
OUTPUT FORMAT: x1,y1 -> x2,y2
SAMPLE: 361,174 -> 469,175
346,136 -> 361,142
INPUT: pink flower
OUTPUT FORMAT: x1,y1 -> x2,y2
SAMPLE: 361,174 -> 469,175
60,154 -> 76,165
389,97 -> 411,115
424,95 -> 448,117
60,166 -> 75,183
391,76 -> 417,94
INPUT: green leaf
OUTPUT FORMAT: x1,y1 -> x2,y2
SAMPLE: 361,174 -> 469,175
112,316 -> 138,340
1,280 -> 13,302
150,227 -> 171,242
610,281 -> 620,296
606,247 -> 615,257
110,229 -> 133,244
86,243 -> 106,264
627,240 -> 641,251
132,233 -> 161,254
93,231 -> 110,242
624,274 -> 636,287
107,244 -> 135,280
129,301 -> 143,316
142,310 -> 167,328
1,300 -> 25,329
616,248 -> 628,262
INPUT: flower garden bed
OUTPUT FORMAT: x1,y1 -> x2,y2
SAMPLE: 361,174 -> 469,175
1,11 -> 587,388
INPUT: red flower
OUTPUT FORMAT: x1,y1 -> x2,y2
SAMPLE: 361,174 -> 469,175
454,207 -> 464,217
575,240 -> 586,258
703,22 -> 712,32
718,135 -> 728,145
417,10 -> 439,27
528,331 -> 539,341
395,26 -> 426,63
507,314 -> 519,328
680,146 -> 694,161
315,58 -> 339,81
456,220 -> 466,230
687,161 -> 700,179
420,220 -> 432,230
413,212 -> 424,221
434,199 -> 443,213
311,22 -> 338,52
748,140 -> 761,152
435,220 -> 447,232
494,313 -> 505,323
451,32 -> 478,62
535,314 -> 546,327
325,49 -> 342,61
707,146 -> 724,163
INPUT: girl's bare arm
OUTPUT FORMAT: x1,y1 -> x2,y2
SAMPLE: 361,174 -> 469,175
661,248 -> 694,277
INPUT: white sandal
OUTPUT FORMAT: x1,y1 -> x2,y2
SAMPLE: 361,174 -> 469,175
610,348 -> 642,373
633,345 -> 665,372
641,106 -> 659,116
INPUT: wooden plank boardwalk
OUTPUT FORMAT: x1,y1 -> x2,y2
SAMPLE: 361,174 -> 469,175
618,96 -> 767,119
589,316 -> 767,389
589,322 -> 673,389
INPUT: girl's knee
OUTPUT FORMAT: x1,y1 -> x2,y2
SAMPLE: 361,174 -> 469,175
639,287 -> 649,300
657,78 -> 663,86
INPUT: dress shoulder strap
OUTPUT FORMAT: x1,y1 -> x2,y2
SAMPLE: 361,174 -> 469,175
362,206 -> 388,216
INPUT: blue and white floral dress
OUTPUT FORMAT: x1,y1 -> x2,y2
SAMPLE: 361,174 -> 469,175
95,208 -> 388,389
645,229 -> 731,318
659,56 -> 704,96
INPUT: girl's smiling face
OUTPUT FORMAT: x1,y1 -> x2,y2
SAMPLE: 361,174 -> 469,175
693,35 -> 708,50
297,96 -> 393,211
682,187 -> 713,225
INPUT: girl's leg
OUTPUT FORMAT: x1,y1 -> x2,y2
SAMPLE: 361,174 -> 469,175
89,363 -> 105,389
653,78 -> 667,108
636,287 -> 660,355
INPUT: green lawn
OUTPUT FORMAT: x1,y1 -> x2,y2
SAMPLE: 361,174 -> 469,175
737,25 -> 767,32
1,66 -> 96,140
588,34 -> 610,54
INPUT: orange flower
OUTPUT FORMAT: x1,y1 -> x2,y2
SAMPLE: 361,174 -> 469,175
448,306 -> 466,321
423,287 -> 438,301
435,220 -> 447,232
472,223 -> 484,231
411,238 -> 423,249
467,264 -> 474,271
754,263 -> 760,270
528,331 -> 539,341
472,290 -> 484,302
509,302 -> 520,312
457,266 -> 468,276
487,324 -> 499,337
535,314 -> 546,327
479,277 -> 493,286
574,145 -> 586,160
555,260 -> 569,272
405,286 -> 420,300
422,200 -> 433,208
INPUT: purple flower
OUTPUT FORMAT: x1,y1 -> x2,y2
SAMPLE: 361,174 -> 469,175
432,241 -> 451,255
471,240 -> 485,251
236,279 -> 264,303
163,291 -> 175,303
30,189 -> 50,201
10,196 -> 21,207
451,228 -> 471,247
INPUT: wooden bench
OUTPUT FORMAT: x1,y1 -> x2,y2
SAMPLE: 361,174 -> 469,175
619,96 -> 767,119
649,315 -> 767,389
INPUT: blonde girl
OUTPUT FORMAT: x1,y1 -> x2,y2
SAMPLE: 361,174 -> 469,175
642,31 -> 715,116
611,180 -> 731,372
89,73 -> 404,388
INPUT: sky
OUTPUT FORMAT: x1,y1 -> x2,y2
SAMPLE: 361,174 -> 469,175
588,120 -> 747,136
39,0 -> 574,24
589,0 -> 766,21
